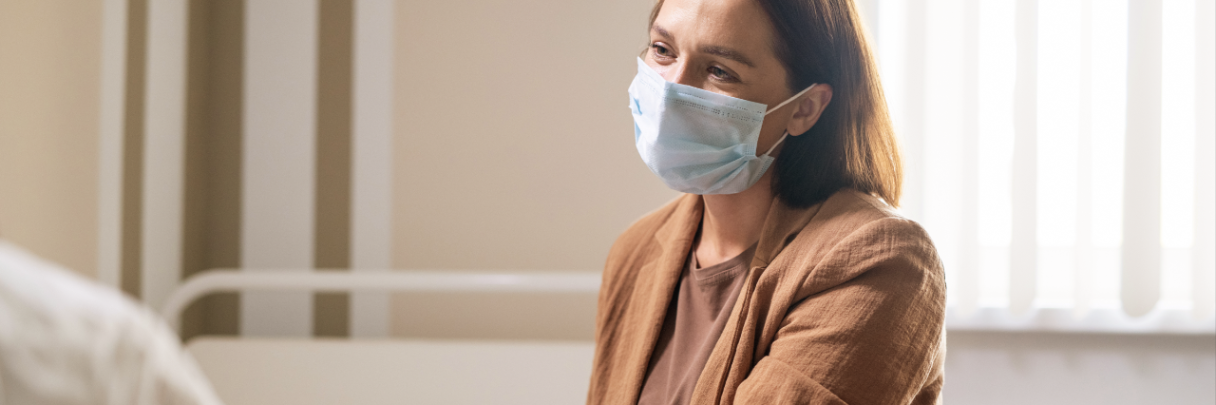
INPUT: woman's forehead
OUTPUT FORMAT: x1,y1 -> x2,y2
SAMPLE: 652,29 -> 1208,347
652,0 -> 778,62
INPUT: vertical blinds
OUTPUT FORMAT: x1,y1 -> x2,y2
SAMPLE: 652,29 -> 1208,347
870,0 -> 1215,326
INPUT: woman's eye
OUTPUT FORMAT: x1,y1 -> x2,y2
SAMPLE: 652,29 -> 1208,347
651,44 -> 671,57
709,66 -> 734,81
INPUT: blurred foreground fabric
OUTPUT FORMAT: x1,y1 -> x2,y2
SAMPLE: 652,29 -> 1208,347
0,240 -> 222,405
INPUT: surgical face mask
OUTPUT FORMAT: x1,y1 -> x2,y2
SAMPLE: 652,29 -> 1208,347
628,57 -> 816,195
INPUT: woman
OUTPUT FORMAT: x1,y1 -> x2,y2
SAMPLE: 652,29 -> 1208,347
587,0 -> 946,404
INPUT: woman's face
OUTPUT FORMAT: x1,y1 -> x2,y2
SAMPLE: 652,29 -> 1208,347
645,0 -> 813,156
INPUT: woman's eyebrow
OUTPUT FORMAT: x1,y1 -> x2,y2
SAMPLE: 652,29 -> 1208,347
651,25 -> 673,39
650,24 -> 755,68
698,45 -> 755,68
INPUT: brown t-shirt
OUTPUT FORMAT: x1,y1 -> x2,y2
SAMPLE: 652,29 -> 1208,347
637,243 -> 757,405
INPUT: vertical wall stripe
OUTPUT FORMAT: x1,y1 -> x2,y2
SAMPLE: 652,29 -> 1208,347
205,0 -> 245,337
349,0 -> 395,338
1192,0 -> 1215,320
1121,0 -> 1163,317
120,0 -> 147,299
956,0 -> 980,316
900,0 -> 926,220
241,0 -> 319,337
98,0 -> 128,289
1009,0 -> 1038,315
141,0 -> 188,309
181,0 -> 246,340
315,0 -> 355,338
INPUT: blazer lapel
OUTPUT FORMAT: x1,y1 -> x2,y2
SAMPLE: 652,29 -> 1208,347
614,194 -> 703,402
750,197 -> 823,270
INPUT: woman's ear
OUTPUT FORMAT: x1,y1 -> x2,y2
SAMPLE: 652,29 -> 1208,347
785,84 -> 833,136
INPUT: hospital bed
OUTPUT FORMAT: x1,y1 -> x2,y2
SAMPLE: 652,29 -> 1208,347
163,270 -> 601,405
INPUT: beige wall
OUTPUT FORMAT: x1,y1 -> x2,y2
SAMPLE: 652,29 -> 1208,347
389,0 -> 677,339
0,1 -> 104,277
392,0 -> 674,272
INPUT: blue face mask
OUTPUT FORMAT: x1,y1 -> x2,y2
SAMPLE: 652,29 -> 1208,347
628,57 -> 816,195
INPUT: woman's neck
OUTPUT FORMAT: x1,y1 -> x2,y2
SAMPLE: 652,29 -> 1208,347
695,170 -> 776,268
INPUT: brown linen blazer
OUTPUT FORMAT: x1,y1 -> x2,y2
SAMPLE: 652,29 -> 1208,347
587,189 -> 946,405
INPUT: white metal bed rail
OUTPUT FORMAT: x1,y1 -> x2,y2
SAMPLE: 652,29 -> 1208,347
160,269 -> 602,332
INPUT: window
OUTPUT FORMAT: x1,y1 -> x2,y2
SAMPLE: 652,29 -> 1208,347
864,0 -> 1215,332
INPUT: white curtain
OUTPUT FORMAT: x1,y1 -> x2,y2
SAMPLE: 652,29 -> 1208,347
865,0 -> 1215,331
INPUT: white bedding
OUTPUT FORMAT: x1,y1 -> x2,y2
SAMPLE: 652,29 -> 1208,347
0,241 -> 222,405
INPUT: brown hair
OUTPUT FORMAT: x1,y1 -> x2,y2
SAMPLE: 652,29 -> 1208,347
648,0 -> 902,208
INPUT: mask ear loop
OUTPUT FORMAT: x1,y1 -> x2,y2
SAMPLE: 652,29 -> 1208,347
761,132 -> 789,157
760,83 -> 817,157
763,83 -> 818,116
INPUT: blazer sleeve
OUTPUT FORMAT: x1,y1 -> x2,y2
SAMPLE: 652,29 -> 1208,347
734,217 -> 947,405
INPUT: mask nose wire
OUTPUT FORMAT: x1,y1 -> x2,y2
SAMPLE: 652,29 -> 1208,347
763,83 -> 818,116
